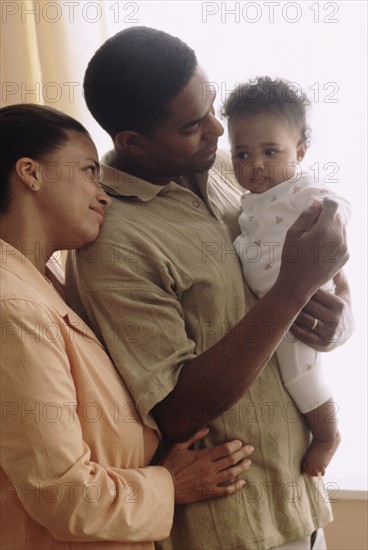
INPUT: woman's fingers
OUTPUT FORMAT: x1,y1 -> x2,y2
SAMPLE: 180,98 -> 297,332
172,427 -> 210,451
211,444 -> 254,471
205,439 -> 253,462
161,433 -> 254,503
204,478 -> 247,499
201,452 -> 254,500
213,456 -> 253,485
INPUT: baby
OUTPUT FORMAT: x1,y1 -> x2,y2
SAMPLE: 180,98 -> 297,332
222,76 -> 351,476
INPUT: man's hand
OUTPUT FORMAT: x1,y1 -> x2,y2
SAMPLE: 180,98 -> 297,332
291,270 -> 353,351
278,199 -> 349,302
160,428 -> 254,504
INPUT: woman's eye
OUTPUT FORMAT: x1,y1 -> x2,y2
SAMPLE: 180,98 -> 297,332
84,166 -> 97,180
265,150 -> 277,157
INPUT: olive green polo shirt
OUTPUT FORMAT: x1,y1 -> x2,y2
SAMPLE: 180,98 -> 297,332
66,150 -> 332,550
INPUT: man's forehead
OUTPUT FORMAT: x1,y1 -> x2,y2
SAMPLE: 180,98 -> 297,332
166,67 -> 216,125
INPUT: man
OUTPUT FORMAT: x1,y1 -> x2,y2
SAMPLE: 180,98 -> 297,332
66,27 -> 351,550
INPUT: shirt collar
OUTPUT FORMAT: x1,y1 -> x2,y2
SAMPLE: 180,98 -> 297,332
99,152 -> 226,221
100,162 -> 167,202
99,148 -> 213,202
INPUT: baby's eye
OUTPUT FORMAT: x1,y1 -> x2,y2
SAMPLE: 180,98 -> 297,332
265,149 -> 277,157
235,152 -> 249,160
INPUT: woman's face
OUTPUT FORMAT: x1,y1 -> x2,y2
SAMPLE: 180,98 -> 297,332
38,131 -> 111,249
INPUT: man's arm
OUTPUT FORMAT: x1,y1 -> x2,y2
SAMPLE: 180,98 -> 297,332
153,200 -> 349,441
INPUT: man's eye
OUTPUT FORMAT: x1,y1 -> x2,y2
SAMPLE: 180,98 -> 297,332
265,150 -> 277,156
184,123 -> 200,135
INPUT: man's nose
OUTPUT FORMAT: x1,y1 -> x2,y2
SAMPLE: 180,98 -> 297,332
205,112 -> 224,138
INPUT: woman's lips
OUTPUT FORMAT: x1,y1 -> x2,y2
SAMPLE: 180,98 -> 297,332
90,206 -> 105,221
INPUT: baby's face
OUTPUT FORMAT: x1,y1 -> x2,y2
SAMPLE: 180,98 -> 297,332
228,111 -> 306,193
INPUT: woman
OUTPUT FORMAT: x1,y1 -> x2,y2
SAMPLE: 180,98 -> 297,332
0,104 -> 254,549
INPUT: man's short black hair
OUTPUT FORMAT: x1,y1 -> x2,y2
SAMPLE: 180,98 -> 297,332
84,26 -> 197,139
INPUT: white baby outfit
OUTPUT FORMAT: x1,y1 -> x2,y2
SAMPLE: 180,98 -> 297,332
234,172 -> 351,413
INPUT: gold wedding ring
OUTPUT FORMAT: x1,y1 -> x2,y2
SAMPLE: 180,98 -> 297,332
311,318 -> 319,331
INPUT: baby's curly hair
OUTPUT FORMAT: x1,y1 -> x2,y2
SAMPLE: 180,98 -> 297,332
222,76 -> 311,145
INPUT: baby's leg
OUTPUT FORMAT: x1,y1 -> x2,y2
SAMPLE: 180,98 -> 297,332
302,398 -> 341,477
275,301 -> 340,477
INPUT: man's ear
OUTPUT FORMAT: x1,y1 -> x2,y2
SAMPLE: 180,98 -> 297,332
115,130 -> 148,155
297,142 -> 307,162
14,158 -> 41,191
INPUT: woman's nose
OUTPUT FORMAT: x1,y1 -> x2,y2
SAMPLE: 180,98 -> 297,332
97,188 -> 112,208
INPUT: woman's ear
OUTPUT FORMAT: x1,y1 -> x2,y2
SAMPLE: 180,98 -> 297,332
115,130 -> 147,155
15,158 -> 42,191
297,142 -> 307,163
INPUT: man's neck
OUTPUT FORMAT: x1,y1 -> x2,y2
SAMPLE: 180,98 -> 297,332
105,150 -> 204,198
173,175 -> 203,197
105,151 -> 172,186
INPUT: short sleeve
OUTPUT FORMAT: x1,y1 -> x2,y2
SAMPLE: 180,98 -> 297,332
66,236 -> 197,430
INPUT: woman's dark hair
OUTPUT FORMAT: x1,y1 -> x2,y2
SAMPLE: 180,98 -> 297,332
222,76 -> 311,145
84,26 -> 197,138
0,103 -> 90,214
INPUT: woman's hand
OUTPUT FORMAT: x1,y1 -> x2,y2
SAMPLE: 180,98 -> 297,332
160,428 -> 254,504
290,270 -> 354,351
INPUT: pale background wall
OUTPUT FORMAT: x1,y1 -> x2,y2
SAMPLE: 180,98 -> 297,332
1,0 -> 367,545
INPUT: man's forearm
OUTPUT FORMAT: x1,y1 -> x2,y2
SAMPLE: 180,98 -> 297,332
153,280 -> 308,441
153,200 -> 349,441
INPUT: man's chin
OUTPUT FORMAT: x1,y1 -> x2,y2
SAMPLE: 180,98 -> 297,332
201,152 -> 217,172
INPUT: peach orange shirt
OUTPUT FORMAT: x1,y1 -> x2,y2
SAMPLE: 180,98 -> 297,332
0,240 -> 174,550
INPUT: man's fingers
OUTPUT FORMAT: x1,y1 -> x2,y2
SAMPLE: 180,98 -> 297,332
318,197 -> 340,221
289,204 -> 322,236
288,198 -> 340,240
305,288 -> 339,308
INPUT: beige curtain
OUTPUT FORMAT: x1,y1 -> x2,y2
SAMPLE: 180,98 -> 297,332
1,0 -> 109,127
1,0 -> 113,266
